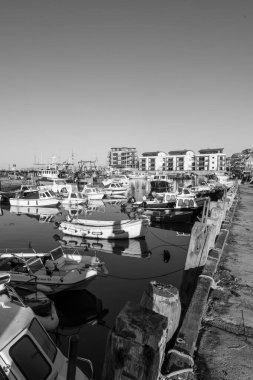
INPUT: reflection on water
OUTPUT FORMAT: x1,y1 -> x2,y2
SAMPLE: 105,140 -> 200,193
0,178 -> 194,380
50,288 -> 108,328
54,234 -> 152,259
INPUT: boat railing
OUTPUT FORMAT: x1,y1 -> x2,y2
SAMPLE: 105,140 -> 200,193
67,334 -> 94,380
5,284 -> 26,307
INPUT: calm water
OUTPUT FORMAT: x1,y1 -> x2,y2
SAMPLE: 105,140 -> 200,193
0,179 -> 193,379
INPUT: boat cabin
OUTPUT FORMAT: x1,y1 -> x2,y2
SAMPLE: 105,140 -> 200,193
149,180 -> 173,194
16,189 -> 56,200
0,273 -> 92,380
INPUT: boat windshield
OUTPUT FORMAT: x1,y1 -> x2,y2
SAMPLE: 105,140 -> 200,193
26,258 -> 44,273
9,319 -> 56,380
50,247 -> 64,261
29,318 -> 57,361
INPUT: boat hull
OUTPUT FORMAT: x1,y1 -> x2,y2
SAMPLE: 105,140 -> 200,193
59,218 -> 149,239
10,198 -> 60,207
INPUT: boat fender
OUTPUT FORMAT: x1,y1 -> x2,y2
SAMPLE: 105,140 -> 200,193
37,301 -> 59,331
37,284 -> 53,294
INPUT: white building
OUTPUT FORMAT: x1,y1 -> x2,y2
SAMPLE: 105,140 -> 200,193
139,151 -> 166,172
195,148 -> 226,172
163,150 -> 195,172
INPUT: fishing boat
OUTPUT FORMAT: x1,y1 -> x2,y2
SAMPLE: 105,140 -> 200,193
102,182 -> 128,197
146,209 -> 196,224
59,191 -> 87,206
50,178 -> 73,194
37,167 -> 60,180
81,185 -> 105,200
9,187 -> 60,207
0,272 -> 93,379
58,217 -> 150,239
0,246 -> 105,294
102,175 -> 129,188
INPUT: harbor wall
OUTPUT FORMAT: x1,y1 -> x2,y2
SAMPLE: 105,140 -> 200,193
102,183 -> 239,380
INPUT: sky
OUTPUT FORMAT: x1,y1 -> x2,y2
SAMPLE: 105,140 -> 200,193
1,0 -> 253,169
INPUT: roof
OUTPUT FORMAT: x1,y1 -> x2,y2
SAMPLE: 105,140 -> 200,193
168,150 -> 191,155
142,151 -> 165,157
198,148 -> 224,153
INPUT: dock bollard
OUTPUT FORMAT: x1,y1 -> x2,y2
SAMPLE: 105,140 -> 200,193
140,281 -> 181,343
102,300 -> 168,380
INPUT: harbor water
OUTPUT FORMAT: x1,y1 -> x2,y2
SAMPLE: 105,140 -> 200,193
0,179 -> 193,379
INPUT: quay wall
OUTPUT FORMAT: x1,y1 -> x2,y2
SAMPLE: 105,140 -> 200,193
101,183 -> 240,380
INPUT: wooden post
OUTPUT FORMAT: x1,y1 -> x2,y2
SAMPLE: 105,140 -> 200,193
102,301 -> 168,380
140,281 -> 181,342
184,222 -> 207,270
207,207 -> 223,236
162,250 -> 220,378
198,224 -> 216,267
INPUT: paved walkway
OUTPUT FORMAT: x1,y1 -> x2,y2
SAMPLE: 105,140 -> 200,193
195,183 -> 253,379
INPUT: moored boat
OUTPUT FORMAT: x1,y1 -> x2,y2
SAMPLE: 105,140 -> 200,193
0,246 -> 105,294
5,285 -> 59,331
9,187 -> 60,207
102,182 -> 128,197
81,185 -> 105,200
0,272 -> 93,379
59,191 -> 87,206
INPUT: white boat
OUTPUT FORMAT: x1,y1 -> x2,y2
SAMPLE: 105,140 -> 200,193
0,246 -> 105,294
58,218 -> 150,239
102,182 -> 128,197
215,174 -> 235,189
102,175 -> 129,188
0,272 -> 93,379
9,188 -> 60,207
81,185 -> 105,200
6,285 -> 59,331
50,179 -> 73,194
37,167 -> 60,180
59,191 -> 87,206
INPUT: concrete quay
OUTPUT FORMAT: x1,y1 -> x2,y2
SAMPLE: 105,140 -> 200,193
193,183 -> 253,380
101,182 -> 253,380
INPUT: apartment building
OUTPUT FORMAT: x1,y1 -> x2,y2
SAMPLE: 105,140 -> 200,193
195,148 -> 226,171
107,147 -> 227,172
139,151 -> 166,172
163,150 -> 195,172
107,147 -> 139,169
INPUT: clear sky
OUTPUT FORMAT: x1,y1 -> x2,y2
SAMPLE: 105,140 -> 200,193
1,0 -> 253,169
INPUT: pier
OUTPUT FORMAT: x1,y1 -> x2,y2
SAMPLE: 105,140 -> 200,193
101,182 -> 253,380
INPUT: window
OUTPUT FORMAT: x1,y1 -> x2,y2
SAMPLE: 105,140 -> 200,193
29,319 -> 57,361
10,335 -> 52,380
